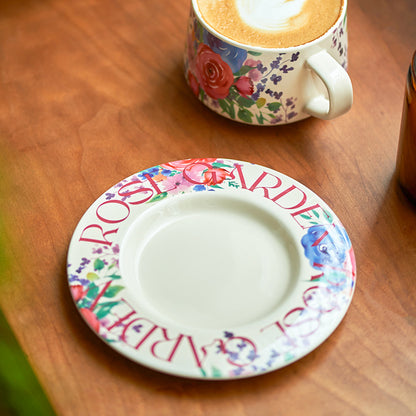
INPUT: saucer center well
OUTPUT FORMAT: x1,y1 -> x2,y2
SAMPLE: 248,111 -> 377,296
121,191 -> 300,330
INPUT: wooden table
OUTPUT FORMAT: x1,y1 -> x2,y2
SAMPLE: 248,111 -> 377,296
1,0 -> 415,414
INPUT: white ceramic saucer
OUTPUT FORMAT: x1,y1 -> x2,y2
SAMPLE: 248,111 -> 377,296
67,158 -> 356,379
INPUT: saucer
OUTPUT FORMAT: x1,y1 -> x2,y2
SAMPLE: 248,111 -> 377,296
67,158 -> 356,379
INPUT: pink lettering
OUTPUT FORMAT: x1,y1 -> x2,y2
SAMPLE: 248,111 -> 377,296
96,199 -> 131,224
79,224 -> 118,246
248,171 -> 283,199
271,185 -> 308,210
229,163 -> 248,189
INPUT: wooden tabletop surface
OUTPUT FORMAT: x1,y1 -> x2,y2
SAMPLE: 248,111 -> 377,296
1,0 -> 415,415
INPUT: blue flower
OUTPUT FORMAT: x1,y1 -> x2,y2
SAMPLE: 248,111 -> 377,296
138,166 -> 160,179
203,31 -> 247,73
193,185 -> 206,192
301,224 -> 351,269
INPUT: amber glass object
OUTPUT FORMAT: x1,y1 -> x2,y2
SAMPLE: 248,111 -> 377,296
396,51 -> 416,203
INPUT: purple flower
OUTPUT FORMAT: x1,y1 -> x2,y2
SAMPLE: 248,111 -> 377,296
133,324 -> 143,333
247,349 -> 259,361
256,63 -> 267,73
232,367 -> 244,376
290,52 -> 300,62
270,57 -> 282,68
271,74 -> 282,85
280,64 -> 294,74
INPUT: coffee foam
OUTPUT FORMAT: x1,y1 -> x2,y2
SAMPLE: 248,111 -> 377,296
236,0 -> 308,32
197,0 -> 343,48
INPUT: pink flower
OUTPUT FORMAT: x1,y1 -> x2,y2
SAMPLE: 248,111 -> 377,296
234,76 -> 254,98
245,59 -> 262,82
161,173 -> 192,194
80,308 -> 100,332
195,44 -> 234,99
71,285 -> 87,302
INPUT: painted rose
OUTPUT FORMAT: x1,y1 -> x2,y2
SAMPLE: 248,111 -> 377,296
80,308 -> 100,332
195,44 -> 234,99
162,158 -> 216,171
187,70 -> 200,96
203,32 -> 247,73
203,167 -> 231,185
234,76 -> 254,98
301,224 -> 351,269
71,285 -> 87,302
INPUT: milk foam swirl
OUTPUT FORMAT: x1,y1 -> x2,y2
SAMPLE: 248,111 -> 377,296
235,0 -> 308,32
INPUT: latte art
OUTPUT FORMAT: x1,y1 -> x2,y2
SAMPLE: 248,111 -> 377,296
236,0 -> 308,32
196,0 -> 343,48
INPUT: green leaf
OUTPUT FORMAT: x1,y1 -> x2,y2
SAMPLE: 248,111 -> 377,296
200,368 -> 207,377
256,97 -> 266,108
212,366 -> 222,378
86,283 -> 99,300
300,214 -> 311,220
94,258 -> 105,271
324,210 -> 334,223
211,162 -> 233,168
103,285 -> 124,298
248,51 -> 262,56
95,301 -> 120,319
236,95 -> 255,108
237,108 -> 253,123
256,113 -> 265,125
149,192 -> 168,203
86,272 -> 99,281
218,99 -> 235,119
106,273 -> 121,279
233,65 -> 255,76
267,102 -> 282,112
312,209 -> 320,218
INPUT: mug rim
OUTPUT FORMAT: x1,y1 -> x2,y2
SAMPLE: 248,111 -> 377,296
191,0 -> 348,53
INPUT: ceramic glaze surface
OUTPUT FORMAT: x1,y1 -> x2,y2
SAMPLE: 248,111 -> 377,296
68,158 -> 356,379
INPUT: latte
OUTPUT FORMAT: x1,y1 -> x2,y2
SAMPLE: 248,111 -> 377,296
195,0 -> 343,48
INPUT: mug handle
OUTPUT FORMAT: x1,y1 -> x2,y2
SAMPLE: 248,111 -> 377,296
304,50 -> 353,120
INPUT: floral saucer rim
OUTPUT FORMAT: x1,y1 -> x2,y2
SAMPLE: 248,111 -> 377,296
67,158 -> 356,379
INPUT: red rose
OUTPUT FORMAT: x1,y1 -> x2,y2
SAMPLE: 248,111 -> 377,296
187,70 -> 200,97
203,167 -> 231,185
234,76 -> 254,98
195,44 -> 234,100
80,308 -> 100,332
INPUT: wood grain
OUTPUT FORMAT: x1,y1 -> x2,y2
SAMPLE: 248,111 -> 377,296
0,0 -> 415,415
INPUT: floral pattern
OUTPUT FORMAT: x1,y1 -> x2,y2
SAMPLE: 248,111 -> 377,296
185,9 -> 349,125
68,158 -> 356,379
185,14 -> 300,124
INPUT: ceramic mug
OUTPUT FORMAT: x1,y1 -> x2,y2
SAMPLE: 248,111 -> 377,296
184,0 -> 353,125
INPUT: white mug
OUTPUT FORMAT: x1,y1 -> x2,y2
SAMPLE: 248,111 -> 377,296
185,0 -> 353,125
